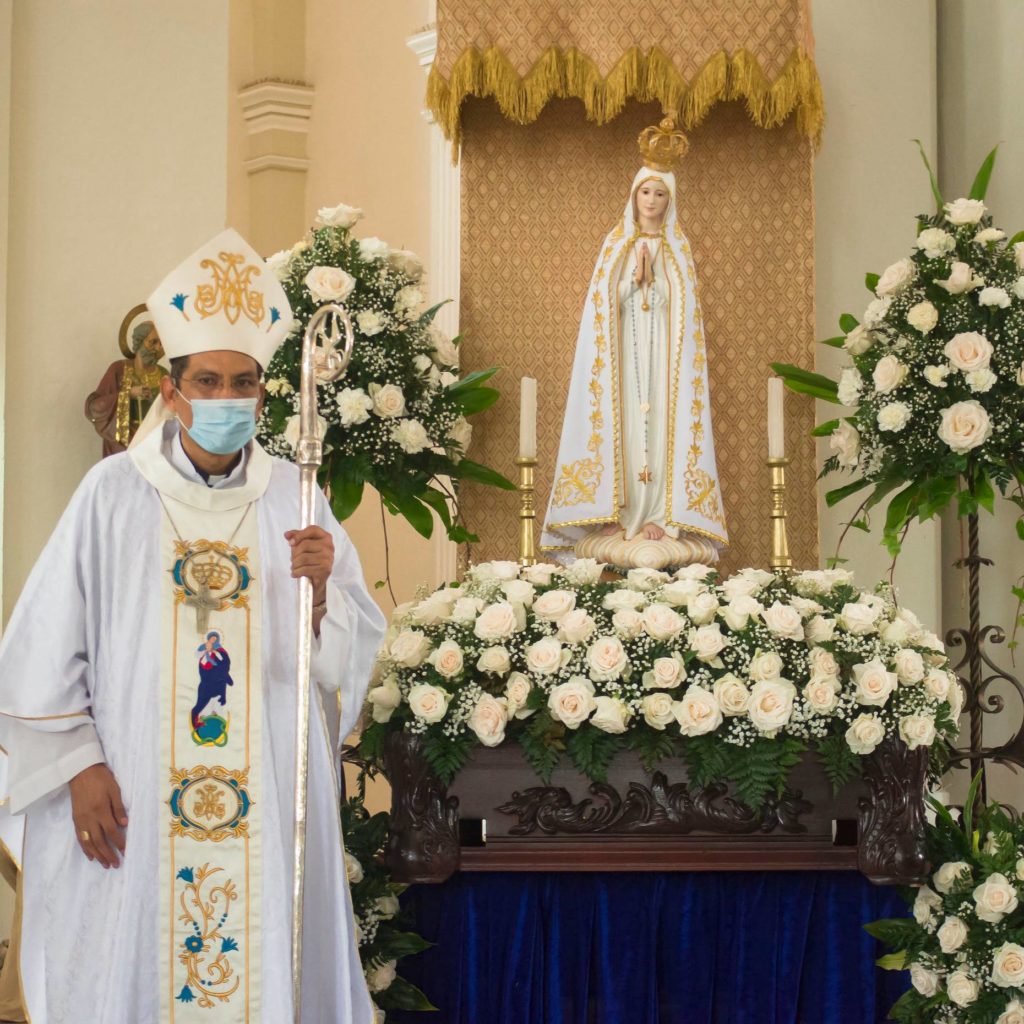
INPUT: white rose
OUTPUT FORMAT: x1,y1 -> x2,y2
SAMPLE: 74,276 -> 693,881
686,591 -> 721,625
304,265 -> 355,303
395,285 -> 424,316
388,248 -> 424,281
945,197 -> 987,225
1017,360 -> 1024,386
690,623 -> 728,663
907,300 -> 939,334
450,416 -> 475,457
947,970 -> 980,1007
534,589 -> 577,622
974,873 -> 1019,923
356,310 -> 385,337
899,714 -> 937,749
376,894 -> 400,919
863,296 -> 892,329
429,327 -> 460,368
923,364 -> 951,388
980,285 -> 1012,308
843,324 -> 875,356
975,226 -> 1006,244
721,595 -> 763,631
591,696 -> 631,734
673,685 -> 723,736
853,658 -> 897,706
358,236 -> 389,260
427,639 -> 464,678
937,915 -> 968,953
265,249 -> 292,280
966,367 -> 997,393
641,692 -> 676,730
721,569 -> 774,600
913,884 -> 942,925
837,367 -> 862,407
501,579 -> 535,607
661,578 -> 706,605
939,400 -> 992,453
845,713 -> 885,754
367,959 -> 397,993
450,596 -> 484,624
336,387 -> 374,426
916,226 -> 956,258
558,608 -> 597,645
714,674 -> 751,716
505,672 -> 534,719
803,677 -> 840,714
762,601 -> 805,641
748,651 -> 784,682
747,679 -> 797,734
944,331 -> 993,372
1018,858 -> 1024,882
872,354 -> 909,394
923,667 -> 951,702
525,636 -> 565,676
910,963 -> 940,997
626,567 -> 670,591
476,646 -> 511,675
283,413 -> 327,451
316,202 -> 362,228
391,418 -> 430,454
367,677 -> 401,723
876,257 -> 915,296
1016,241 -> 1024,270
548,676 -> 597,729
586,636 -> 629,682
895,607 -> 925,642
390,629 -> 431,668
345,851 -> 365,884
839,602 -> 881,635
643,603 -> 685,640
369,382 -> 407,419
998,1000 -> 1024,1024
642,655 -> 686,690
468,693 -> 509,747
877,402 -> 911,433
521,562 -> 560,586
603,588 -> 646,611
949,674 -> 965,721
407,683 -> 451,724
1015,278 -> 1024,301
894,648 -> 926,684
805,616 -> 837,644
938,260 -> 983,294
809,647 -> 840,685
675,563 -> 715,581
476,560 -> 520,582
474,602 -> 522,642
934,861 -> 972,894
612,608 -> 644,639
829,420 -> 860,468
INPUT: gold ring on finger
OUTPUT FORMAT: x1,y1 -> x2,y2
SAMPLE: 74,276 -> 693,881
79,829 -> 91,842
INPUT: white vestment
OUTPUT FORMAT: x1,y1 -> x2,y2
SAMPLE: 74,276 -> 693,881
0,422 -> 386,1023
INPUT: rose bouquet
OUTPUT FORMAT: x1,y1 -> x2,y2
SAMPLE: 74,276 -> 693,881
773,147 -> 1024,557
359,559 -> 960,809
868,778 -> 1024,1023
257,202 -> 513,541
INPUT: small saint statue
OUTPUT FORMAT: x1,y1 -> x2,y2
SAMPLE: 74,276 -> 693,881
85,311 -> 167,456
541,116 -> 729,571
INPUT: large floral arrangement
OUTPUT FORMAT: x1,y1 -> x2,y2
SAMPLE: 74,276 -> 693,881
774,148 -> 1024,556
359,559 -> 960,808
256,201 -> 512,540
342,767 -> 433,1020
869,781 -> 1024,1023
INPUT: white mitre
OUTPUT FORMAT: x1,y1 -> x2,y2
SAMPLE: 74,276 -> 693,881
130,227 -> 294,447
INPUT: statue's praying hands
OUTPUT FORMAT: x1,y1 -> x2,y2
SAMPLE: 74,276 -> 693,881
633,241 -> 655,287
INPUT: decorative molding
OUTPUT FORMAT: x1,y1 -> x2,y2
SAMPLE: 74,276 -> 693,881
242,154 -> 310,175
238,81 -> 315,136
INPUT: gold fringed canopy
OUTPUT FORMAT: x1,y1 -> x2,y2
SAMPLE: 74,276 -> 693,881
428,0 -> 824,149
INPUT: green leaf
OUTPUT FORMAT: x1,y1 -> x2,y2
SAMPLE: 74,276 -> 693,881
566,727 -> 621,783
883,482 -> 921,556
865,272 -> 880,292
330,470 -> 365,522
825,477 -> 871,508
391,493 -> 434,539
770,363 -> 840,404
519,716 -> 565,782
422,730 -> 474,785
968,144 -> 999,201
374,975 -> 438,1012
811,419 -> 840,437
418,487 -> 453,531
839,313 -> 859,334
453,386 -> 500,415
451,458 -> 517,490
377,929 -> 434,958
974,471 -> 996,514
913,138 -> 944,210
876,951 -> 907,971
816,735 -> 859,794
820,335 -> 846,349
447,367 -> 499,393
1009,230 -> 1024,246
1017,519 -> 1024,542
864,917 -> 920,948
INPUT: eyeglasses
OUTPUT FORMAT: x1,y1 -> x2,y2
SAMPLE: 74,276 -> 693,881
179,374 -> 262,398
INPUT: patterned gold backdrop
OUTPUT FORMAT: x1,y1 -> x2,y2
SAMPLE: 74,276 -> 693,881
457,98 -> 817,575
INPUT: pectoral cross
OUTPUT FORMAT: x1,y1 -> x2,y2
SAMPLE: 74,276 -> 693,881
638,466 -> 653,484
184,580 -> 219,634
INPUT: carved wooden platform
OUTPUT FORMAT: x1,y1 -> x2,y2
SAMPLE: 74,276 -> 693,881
381,732 -> 929,887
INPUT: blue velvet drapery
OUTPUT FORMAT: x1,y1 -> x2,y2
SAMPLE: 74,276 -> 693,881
393,871 -> 907,1023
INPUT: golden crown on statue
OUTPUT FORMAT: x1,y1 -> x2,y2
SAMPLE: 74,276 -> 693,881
638,115 -> 689,172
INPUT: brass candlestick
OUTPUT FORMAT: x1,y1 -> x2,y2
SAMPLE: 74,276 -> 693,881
515,456 -> 537,565
768,457 -> 792,570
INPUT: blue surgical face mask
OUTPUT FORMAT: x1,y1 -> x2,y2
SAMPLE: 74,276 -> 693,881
176,392 -> 259,455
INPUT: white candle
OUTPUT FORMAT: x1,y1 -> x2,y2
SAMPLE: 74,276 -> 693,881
520,377 -> 537,460
768,377 -> 785,459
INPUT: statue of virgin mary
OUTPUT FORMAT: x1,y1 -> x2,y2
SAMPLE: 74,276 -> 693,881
541,117 -> 728,570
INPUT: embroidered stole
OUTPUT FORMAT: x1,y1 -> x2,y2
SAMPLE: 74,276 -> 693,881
160,498 -> 261,1022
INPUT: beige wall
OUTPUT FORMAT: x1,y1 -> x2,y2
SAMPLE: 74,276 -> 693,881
2,0 -> 230,619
